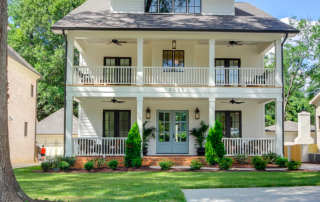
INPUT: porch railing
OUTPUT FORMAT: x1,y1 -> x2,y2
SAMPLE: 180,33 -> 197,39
73,66 -> 137,85
215,68 -> 276,86
222,138 -> 277,156
143,67 -> 209,85
72,137 -> 127,156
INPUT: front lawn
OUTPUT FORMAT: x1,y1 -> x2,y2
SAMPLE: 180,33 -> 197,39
15,166 -> 320,202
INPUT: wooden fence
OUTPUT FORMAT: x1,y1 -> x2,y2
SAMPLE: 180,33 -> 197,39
284,144 -> 318,162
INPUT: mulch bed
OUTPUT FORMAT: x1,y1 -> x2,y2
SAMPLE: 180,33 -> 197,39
33,165 -> 320,173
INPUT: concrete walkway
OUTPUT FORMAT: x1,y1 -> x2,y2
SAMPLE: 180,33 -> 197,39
12,163 -> 40,169
301,164 -> 320,170
183,186 -> 320,202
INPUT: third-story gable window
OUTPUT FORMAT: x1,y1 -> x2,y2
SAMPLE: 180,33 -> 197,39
145,0 -> 201,14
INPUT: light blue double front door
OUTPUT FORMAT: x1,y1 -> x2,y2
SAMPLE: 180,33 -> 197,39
156,110 -> 189,154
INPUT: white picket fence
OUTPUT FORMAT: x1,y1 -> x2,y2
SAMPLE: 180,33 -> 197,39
72,137 -> 128,156
222,138 -> 277,156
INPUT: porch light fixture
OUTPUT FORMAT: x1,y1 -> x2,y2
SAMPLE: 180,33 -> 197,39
195,108 -> 200,119
146,107 -> 151,119
172,40 -> 176,49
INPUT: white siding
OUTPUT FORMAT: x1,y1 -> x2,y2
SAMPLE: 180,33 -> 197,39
110,0 -> 235,15
80,41 -> 263,69
79,99 -> 264,155
202,0 -> 235,15
111,0 -> 144,13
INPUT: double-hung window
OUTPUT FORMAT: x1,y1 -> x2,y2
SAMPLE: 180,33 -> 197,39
216,111 -> 242,138
145,0 -> 201,14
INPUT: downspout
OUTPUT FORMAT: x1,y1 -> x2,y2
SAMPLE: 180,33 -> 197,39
281,33 -> 288,156
62,30 -> 67,157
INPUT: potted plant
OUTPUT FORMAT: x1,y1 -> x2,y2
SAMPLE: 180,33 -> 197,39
189,121 -> 209,156
143,121 -> 156,156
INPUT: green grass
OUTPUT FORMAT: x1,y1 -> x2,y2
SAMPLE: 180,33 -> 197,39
15,166 -> 320,202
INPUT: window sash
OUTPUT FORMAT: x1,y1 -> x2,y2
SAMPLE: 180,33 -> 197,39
145,0 -> 201,14
103,110 -> 131,137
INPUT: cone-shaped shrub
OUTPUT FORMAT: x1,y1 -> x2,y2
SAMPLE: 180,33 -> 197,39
124,122 -> 142,167
205,120 -> 226,165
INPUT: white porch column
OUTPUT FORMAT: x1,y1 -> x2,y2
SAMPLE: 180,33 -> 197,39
275,39 -> 282,87
275,98 -> 283,156
209,39 -> 216,86
65,97 -> 73,157
67,35 -> 74,85
209,97 -> 216,128
137,96 -> 143,156
137,38 -> 144,85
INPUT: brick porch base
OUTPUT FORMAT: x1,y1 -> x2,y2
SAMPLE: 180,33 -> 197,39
73,156 -> 206,169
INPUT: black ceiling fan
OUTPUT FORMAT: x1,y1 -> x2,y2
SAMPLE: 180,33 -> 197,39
102,97 -> 126,104
221,99 -> 245,105
228,41 -> 244,47
105,39 -> 127,46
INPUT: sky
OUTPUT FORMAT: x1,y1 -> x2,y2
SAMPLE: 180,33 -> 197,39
235,0 -> 320,20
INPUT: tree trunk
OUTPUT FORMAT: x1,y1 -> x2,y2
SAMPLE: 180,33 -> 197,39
0,1 -> 35,201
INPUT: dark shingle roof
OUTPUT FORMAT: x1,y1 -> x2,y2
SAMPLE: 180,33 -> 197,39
51,0 -> 298,34
36,108 -> 78,135
265,121 -> 315,132
8,45 -> 42,77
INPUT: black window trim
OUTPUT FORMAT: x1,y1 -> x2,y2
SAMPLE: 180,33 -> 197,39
144,0 -> 202,14
215,110 -> 242,138
162,50 -> 185,72
103,110 -> 131,138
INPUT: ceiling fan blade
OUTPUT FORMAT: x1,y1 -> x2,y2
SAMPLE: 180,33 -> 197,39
106,42 -> 113,45
117,43 -> 122,46
235,102 -> 245,104
117,41 -> 127,43
117,101 -> 126,103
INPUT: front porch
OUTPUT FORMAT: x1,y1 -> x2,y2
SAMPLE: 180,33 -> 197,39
65,96 -> 283,158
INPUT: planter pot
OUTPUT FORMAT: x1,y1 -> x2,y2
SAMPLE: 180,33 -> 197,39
197,148 -> 205,156
143,147 -> 148,156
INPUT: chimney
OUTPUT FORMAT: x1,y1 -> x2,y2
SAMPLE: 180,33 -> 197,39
294,110 -> 314,144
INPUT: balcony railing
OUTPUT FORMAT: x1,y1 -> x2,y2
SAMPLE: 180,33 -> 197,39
143,67 -> 209,85
72,137 -> 127,156
72,66 -> 276,86
215,68 -> 275,86
222,138 -> 277,156
73,66 -> 137,85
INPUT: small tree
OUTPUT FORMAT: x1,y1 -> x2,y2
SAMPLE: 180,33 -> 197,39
205,120 -> 225,165
124,122 -> 142,167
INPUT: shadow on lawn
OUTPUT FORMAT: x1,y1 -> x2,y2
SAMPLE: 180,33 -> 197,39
14,167 -> 320,202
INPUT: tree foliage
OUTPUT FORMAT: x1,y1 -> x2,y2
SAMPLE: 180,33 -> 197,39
7,0 -> 86,120
205,120 -> 225,165
265,18 -> 320,126
125,122 -> 142,167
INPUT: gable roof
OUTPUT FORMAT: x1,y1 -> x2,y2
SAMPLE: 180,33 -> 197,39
51,0 -> 299,34
8,45 -> 42,77
36,108 -> 78,135
309,91 -> 320,105
265,121 -> 315,132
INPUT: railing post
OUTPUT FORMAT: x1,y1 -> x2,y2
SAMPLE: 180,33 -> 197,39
137,38 -> 144,85
209,39 -> 216,86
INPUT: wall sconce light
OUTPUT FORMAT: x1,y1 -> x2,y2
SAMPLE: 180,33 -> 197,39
146,107 -> 151,119
195,108 -> 200,119
172,40 -> 176,49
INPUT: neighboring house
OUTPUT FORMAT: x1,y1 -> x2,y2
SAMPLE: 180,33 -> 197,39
36,108 -> 78,157
51,0 -> 299,158
309,92 -> 320,151
7,45 -> 42,163
265,121 -> 315,146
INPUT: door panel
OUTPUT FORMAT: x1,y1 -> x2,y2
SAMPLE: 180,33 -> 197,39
156,110 -> 189,154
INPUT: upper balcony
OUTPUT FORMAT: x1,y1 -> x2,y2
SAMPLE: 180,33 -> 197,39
73,66 -> 276,87
66,32 -> 283,89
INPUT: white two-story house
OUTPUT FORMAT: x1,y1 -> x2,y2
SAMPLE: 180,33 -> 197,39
51,0 -> 299,160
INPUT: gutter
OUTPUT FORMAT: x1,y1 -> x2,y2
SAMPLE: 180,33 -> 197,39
281,33 -> 288,156
62,29 -> 67,157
